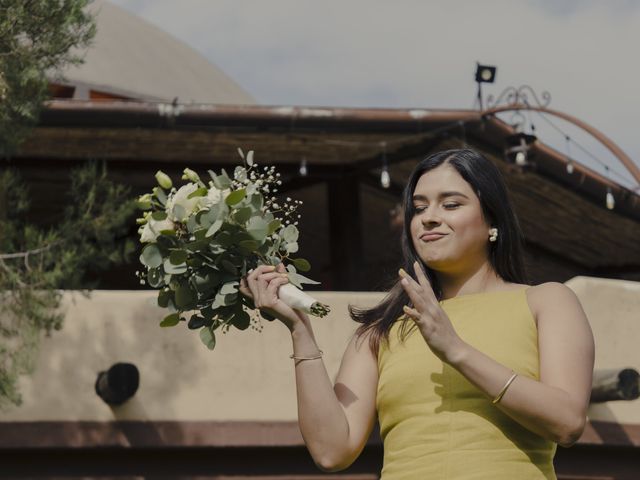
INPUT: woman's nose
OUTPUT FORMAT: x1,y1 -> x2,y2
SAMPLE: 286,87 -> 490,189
420,207 -> 441,225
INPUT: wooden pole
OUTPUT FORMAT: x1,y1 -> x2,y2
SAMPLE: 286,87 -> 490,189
590,368 -> 640,403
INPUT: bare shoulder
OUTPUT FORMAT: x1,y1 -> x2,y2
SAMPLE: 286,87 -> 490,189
525,282 -> 585,327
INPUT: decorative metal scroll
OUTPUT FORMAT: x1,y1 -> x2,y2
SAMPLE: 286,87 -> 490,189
486,85 -> 552,110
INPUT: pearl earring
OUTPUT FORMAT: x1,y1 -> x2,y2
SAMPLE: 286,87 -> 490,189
489,228 -> 498,242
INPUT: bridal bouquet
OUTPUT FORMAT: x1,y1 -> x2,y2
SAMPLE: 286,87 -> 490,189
135,149 -> 330,350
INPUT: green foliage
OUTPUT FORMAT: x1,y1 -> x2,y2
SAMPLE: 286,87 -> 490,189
137,158 -> 324,351
0,160 -> 138,408
0,0 -> 96,155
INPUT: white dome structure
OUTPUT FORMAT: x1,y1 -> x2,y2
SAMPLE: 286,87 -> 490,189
55,0 -> 255,104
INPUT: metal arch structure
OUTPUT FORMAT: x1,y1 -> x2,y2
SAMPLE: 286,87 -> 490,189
481,103 -> 640,187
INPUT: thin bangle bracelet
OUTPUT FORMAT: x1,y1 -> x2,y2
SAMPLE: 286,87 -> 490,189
290,350 -> 323,361
492,371 -> 518,404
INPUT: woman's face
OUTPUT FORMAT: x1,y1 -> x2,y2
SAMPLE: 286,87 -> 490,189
409,163 -> 491,272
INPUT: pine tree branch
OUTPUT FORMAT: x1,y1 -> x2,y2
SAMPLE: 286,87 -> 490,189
0,240 -> 62,260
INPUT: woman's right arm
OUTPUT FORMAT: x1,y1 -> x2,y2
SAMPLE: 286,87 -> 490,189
240,265 -> 379,472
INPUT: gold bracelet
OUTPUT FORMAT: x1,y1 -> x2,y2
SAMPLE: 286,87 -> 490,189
290,350 -> 324,361
492,371 -> 518,404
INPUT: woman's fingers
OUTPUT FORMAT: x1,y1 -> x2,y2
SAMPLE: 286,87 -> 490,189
239,276 -> 252,299
402,304 -> 420,320
399,269 -> 427,311
247,265 -> 276,284
265,275 -> 289,300
242,266 -> 280,300
412,261 -> 437,303
246,265 -> 276,297
255,272 -> 289,308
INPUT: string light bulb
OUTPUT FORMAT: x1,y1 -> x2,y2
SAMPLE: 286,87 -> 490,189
515,151 -> 527,166
299,157 -> 308,176
566,159 -> 574,174
380,167 -> 391,189
606,186 -> 615,210
564,135 -> 574,174
380,142 -> 390,188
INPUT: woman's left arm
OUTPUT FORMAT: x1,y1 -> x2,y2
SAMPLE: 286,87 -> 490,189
448,282 -> 595,447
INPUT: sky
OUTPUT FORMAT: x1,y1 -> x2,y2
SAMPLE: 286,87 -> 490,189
108,0 -> 640,192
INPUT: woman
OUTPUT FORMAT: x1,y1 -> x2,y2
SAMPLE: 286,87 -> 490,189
239,148 -> 595,479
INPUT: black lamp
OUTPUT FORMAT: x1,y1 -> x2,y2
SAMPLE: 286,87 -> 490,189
475,63 -> 497,110
95,362 -> 140,406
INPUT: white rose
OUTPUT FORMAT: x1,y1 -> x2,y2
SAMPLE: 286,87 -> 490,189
202,187 -> 230,209
138,217 -> 175,243
166,182 -> 205,222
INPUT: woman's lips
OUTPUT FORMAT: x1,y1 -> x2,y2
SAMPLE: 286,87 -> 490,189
420,233 -> 447,241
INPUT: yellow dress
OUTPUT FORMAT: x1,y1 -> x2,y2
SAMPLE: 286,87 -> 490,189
377,287 -> 557,480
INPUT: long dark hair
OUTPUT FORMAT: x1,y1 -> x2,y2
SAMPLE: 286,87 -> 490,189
349,148 -> 529,354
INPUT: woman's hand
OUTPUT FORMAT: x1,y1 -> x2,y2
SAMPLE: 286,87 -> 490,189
239,263 -> 309,331
399,260 -> 467,364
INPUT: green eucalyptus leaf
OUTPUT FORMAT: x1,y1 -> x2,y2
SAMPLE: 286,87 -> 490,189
231,309 -> 251,330
186,215 -> 199,233
282,224 -> 299,243
212,291 -> 237,308
267,219 -> 281,235
214,230 -> 232,248
199,327 -> 216,350
206,220 -> 223,238
188,314 -> 207,330
187,187 -> 208,199
259,309 -> 276,321
285,242 -> 299,253
164,258 -> 187,274
169,249 -> 188,265
238,239 -> 259,253
247,217 -> 269,241
193,228 -> 208,241
158,289 -> 173,308
291,258 -> 311,272
160,312 -> 180,327
175,283 -> 198,309
215,176 -> 231,189
287,273 -> 303,289
174,204 -> 190,222
147,267 -> 164,287
153,186 -> 168,205
151,211 -> 168,221
233,206 -> 252,224
141,244 -> 163,268
225,188 -> 246,206
202,203 -> 220,223
156,234 -> 177,250
221,259 -> 238,275
220,281 -> 239,295
250,193 -> 264,212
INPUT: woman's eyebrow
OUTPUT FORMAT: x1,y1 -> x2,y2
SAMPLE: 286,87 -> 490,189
412,191 -> 469,201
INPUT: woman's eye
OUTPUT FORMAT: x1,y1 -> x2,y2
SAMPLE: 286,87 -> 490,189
413,204 -> 459,214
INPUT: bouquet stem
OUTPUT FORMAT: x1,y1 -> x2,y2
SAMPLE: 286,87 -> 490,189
278,283 -> 330,317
